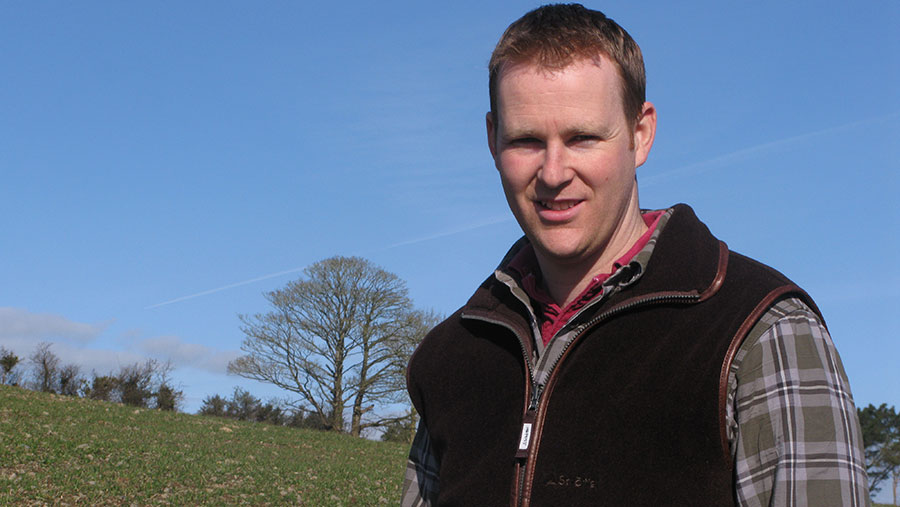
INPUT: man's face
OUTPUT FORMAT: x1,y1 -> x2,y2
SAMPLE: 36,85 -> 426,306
487,58 -> 656,271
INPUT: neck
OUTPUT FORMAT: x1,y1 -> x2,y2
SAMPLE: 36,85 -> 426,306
536,210 -> 648,307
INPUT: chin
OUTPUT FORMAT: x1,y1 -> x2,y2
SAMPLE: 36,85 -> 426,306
532,239 -> 588,263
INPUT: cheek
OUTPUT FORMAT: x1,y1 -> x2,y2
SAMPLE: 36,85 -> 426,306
500,179 -> 529,220
583,152 -> 635,188
499,174 -> 529,206
498,161 -> 533,193
499,152 -> 524,172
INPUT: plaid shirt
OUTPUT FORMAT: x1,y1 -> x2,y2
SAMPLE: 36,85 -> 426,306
402,210 -> 869,506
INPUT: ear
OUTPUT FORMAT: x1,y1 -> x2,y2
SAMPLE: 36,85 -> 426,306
633,101 -> 657,168
486,111 -> 499,162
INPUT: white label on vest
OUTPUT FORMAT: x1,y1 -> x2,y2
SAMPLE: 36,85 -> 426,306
518,423 -> 533,450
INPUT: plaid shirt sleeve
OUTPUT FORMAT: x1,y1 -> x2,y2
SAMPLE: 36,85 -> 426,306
401,421 -> 440,507
727,297 -> 870,506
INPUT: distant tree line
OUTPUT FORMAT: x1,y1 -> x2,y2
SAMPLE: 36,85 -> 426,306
859,403 -> 900,505
198,387 -> 291,426
0,342 -> 182,411
0,340 -> 416,442
196,386 -> 415,442
198,387 -> 342,430
196,387 -> 361,432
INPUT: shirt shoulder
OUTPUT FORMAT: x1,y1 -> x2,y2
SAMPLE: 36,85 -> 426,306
727,297 -> 870,506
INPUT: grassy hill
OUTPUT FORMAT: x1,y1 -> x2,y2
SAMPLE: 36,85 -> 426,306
0,384 -> 407,505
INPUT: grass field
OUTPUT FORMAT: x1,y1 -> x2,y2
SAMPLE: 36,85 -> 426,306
4,384 -> 892,506
0,384 -> 408,505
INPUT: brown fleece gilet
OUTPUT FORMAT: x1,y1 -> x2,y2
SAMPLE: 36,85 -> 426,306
407,204 -> 819,506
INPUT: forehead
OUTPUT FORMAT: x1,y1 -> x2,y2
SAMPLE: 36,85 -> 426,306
494,58 -> 626,121
495,51 -> 623,90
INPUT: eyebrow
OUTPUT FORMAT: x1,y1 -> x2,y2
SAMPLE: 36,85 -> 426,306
501,123 -> 619,141
500,127 -> 539,141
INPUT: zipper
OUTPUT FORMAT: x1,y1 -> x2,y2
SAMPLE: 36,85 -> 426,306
515,384 -> 543,459
513,379 -> 542,505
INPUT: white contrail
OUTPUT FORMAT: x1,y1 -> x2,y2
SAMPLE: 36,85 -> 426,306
376,213 -> 513,251
641,112 -> 898,187
144,267 -> 309,309
145,213 -> 515,309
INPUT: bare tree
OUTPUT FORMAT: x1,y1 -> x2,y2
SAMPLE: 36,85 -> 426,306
29,342 -> 60,393
228,256 -> 434,437
0,347 -> 20,385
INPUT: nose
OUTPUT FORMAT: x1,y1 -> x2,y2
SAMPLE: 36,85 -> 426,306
537,141 -> 573,189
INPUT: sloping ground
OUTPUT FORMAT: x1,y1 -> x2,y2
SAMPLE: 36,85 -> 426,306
0,385 -> 406,505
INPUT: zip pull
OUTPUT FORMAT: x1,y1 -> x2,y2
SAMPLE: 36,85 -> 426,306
515,408 -> 536,459
515,384 -> 544,459
529,383 -> 544,410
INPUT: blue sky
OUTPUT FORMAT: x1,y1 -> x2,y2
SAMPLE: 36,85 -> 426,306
2,0 -> 898,473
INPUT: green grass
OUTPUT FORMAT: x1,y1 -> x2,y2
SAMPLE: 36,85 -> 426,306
0,384 -> 408,505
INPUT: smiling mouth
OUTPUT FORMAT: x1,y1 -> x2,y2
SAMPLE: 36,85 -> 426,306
539,199 -> 581,211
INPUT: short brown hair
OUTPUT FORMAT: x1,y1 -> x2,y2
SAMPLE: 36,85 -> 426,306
488,4 -> 646,129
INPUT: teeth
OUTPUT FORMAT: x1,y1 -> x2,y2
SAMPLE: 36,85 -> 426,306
540,200 -> 578,211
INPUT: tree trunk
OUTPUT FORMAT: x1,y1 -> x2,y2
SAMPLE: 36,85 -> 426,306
407,410 -> 418,445
350,402 -> 363,438
350,348 -> 371,438
893,470 -> 898,506
331,367 -> 344,432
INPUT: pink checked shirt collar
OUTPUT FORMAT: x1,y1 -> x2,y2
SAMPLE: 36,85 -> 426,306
508,211 -> 664,346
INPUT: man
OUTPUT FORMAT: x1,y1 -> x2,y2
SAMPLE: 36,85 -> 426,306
403,4 -> 869,506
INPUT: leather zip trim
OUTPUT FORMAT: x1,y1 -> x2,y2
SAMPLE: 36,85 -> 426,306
716,284 -> 807,466
699,241 -> 729,301
510,462 -> 524,507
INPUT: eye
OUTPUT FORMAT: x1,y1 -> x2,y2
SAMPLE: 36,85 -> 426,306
569,134 -> 601,145
507,137 -> 542,148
